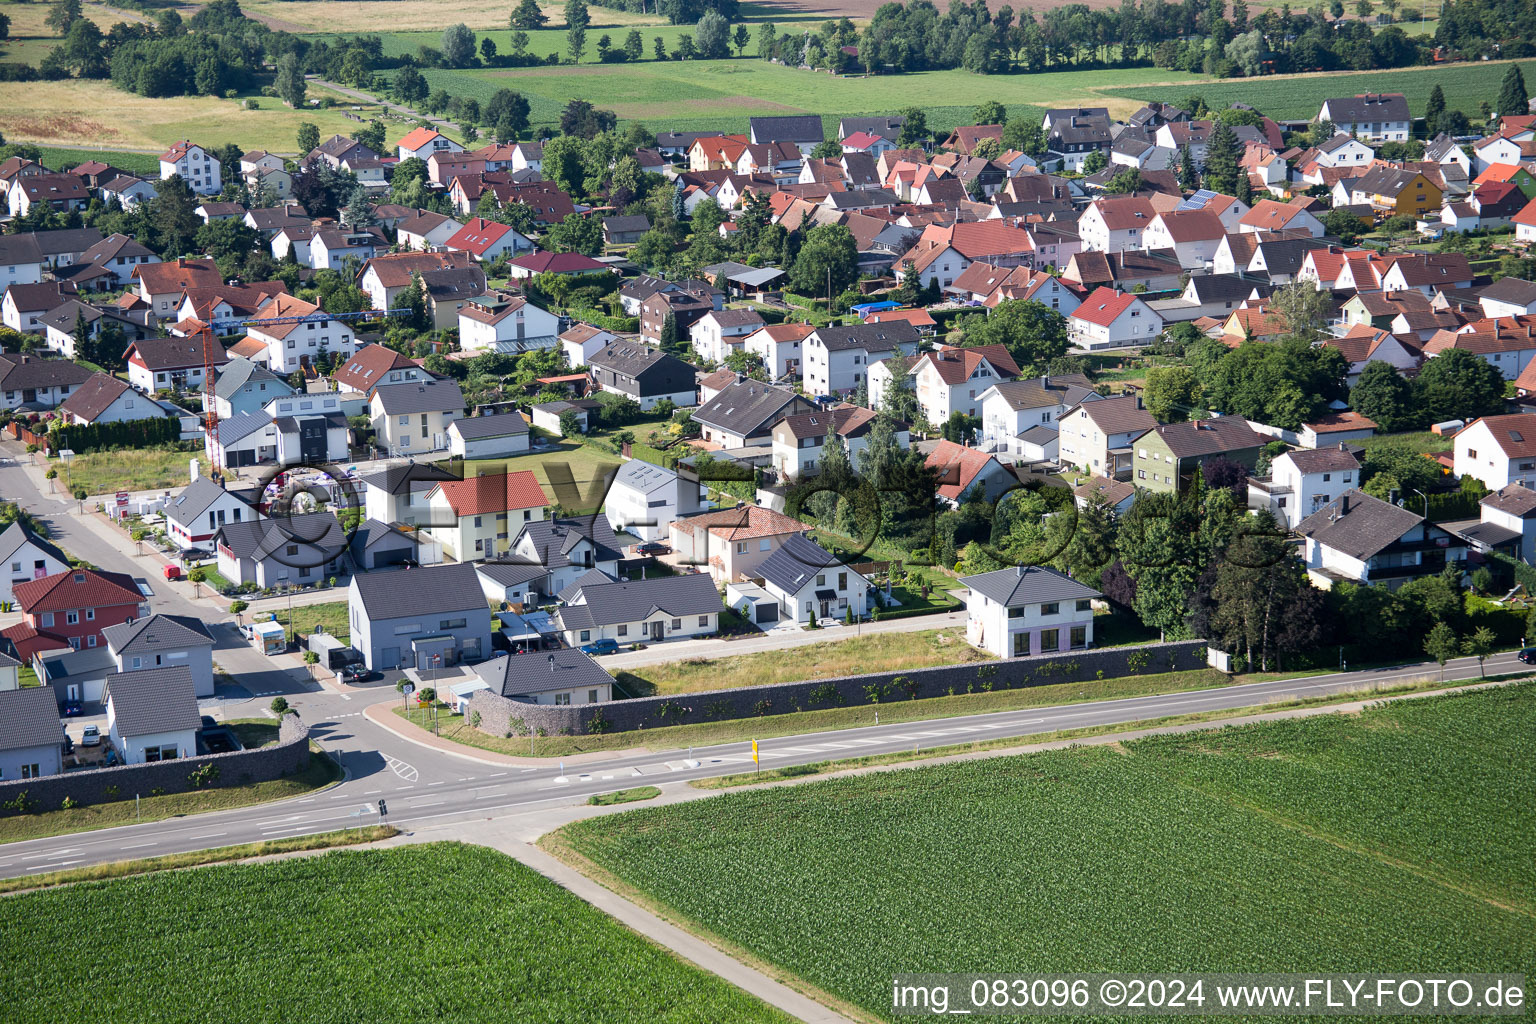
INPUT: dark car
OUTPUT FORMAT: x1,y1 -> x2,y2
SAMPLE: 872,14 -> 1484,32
62,700 -> 82,717
580,638 -> 621,656
636,542 -> 670,556
340,662 -> 376,683
1519,648 -> 1536,665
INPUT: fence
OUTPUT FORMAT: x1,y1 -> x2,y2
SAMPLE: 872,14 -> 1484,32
468,640 -> 1208,738
6,422 -> 50,452
0,714 -> 312,818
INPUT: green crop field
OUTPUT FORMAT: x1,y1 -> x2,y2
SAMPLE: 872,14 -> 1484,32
421,60 -> 1202,136
1110,59 -> 1536,122
0,843 -> 786,1023
557,685 -> 1536,1021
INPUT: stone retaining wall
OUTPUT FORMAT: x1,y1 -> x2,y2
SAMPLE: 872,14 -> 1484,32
469,641 -> 1208,738
0,714 -> 312,818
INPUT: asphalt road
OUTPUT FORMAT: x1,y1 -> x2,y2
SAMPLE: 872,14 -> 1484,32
0,647 -> 1518,878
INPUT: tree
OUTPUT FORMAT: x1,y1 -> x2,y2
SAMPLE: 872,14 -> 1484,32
1497,63 -> 1529,118
540,134 -> 587,196
568,23 -> 587,62
1414,348 -> 1507,424
659,311 -> 679,350
355,119 -> 387,155
1349,360 -> 1422,432
443,23 -> 477,67
788,223 -> 859,297
1463,625 -> 1496,676
972,99 -> 1007,126
545,212 -> 602,255
1269,279 -> 1332,344
959,299 -> 1069,372
1193,512 -> 1325,671
757,21 -> 776,58
1082,149 -> 1108,174
1177,143 -> 1197,190
297,122 -> 320,157
275,52 -> 306,109
511,0 -> 547,29
733,23 -> 750,54
393,66 -> 428,107
46,0 -> 82,35
152,174 -> 201,255
559,98 -> 615,138
1424,620 -> 1458,680
482,36 -> 499,62
1103,167 -> 1143,194
1144,364 -> 1201,422
1203,121 -> 1241,194
1424,83 -> 1446,133
810,139 -> 843,160
675,34 -> 696,59
1002,117 -> 1046,159
897,107 -> 928,148
654,35 -> 668,60
696,9 -> 729,58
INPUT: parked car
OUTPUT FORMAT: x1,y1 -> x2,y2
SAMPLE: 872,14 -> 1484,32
81,724 -> 101,746
636,542 -> 670,556
339,662 -> 376,684
580,638 -> 620,656
62,699 -> 82,717
1519,648 -> 1536,665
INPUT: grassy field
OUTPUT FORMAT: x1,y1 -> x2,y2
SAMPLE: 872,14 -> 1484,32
466,440 -> 626,514
423,60 -> 1200,136
617,628 -> 991,696
0,748 -> 340,844
35,146 -> 162,176
555,685 -> 1536,1020
278,598 -> 351,643
55,448 -> 209,497
0,76 -> 398,154
1110,59 -> 1533,122
244,0 -> 669,32
412,665 -> 1247,757
0,843 -> 788,1023
1355,429 -> 1456,454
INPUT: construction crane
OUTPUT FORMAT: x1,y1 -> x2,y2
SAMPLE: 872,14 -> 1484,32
196,307 -> 412,477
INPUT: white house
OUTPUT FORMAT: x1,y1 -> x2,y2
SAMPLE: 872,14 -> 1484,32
1057,395 -> 1156,478
1478,483 -> 1536,564
470,649 -> 613,708
910,344 -> 1021,426
1067,287 -> 1164,351
978,373 -> 1100,458
159,141 -> 222,195
397,126 -> 463,164
559,323 -> 619,369
508,514 -> 623,599
771,405 -> 901,482
447,412 -> 530,459
243,294 -> 357,374
396,210 -> 464,251
1454,413 -> 1536,491
0,520 -> 69,606
755,534 -> 871,625
1249,445 -> 1361,529
163,472 -> 262,553
1140,209 -> 1224,270
58,373 -> 165,427
1315,94 -> 1410,142
555,572 -> 721,647
802,321 -> 921,397
744,322 -> 813,379
458,292 -> 562,354
103,667 -> 200,764
1295,490 -> 1463,588
960,565 -> 1099,659
603,459 -> 701,543
1077,196 -> 1157,254
104,614 -> 216,697
423,470 -> 549,562
689,309 -> 767,364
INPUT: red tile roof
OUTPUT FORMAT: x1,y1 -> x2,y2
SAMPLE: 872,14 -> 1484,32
673,504 -> 807,541
434,470 -> 548,515
925,439 -> 1003,501
13,568 -> 142,613
445,217 -> 515,256
1070,287 -> 1137,328
397,126 -> 445,152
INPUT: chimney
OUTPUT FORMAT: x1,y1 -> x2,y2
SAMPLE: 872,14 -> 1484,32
1338,441 -> 1346,450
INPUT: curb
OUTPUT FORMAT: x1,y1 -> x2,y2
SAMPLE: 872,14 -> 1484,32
361,701 -> 645,767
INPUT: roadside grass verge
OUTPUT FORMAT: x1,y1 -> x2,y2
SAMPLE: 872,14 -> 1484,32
588,786 -> 660,806
402,666 -> 1257,758
615,628 -> 990,696
0,748 -> 342,845
688,675 -> 1485,789
0,826 -> 399,895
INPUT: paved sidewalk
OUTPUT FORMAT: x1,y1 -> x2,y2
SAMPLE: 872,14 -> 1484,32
363,700 -> 646,766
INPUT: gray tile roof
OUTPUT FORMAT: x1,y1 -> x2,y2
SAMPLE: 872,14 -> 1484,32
475,649 -> 614,698
985,374 -> 1097,412
451,411 -> 529,440
164,476 -> 253,529
0,520 -> 67,570
749,115 -> 824,144
352,562 -> 485,620
215,513 -> 345,562
0,686 -> 64,753
514,514 -> 622,570
1151,417 -> 1264,459
357,460 -> 458,496
756,533 -> 845,595
214,356 -> 289,400
214,411 -> 273,446
353,518 -> 416,553
102,613 -> 214,655
104,666 -> 201,737
1294,490 -> 1424,561
693,381 -> 807,436
959,565 -> 1101,607
556,572 -> 721,630
807,321 -> 919,354
1481,483 -> 1536,518
372,379 -> 465,415
556,568 -> 619,603
477,560 -> 551,590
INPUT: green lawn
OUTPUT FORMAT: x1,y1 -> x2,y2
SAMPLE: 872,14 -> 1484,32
555,685 -> 1536,1020
0,843 -> 788,1023
421,60 -> 1200,135
1108,59 -> 1531,121
37,146 -> 161,176
1355,430 -> 1455,455
285,599 -> 351,644
465,441 -> 626,514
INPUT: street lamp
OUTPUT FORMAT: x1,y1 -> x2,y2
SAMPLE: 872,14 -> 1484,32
1412,488 -> 1429,521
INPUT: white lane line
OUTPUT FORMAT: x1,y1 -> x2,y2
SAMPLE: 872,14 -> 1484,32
519,767 -> 537,773
489,772 -> 508,777
120,841 -> 158,850
364,789 -> 382,795
27,859 -> 84,871
428,780 -> 445,786
189,832 -> 227,840
409,799 -> 445,808
18,849 -> 78,861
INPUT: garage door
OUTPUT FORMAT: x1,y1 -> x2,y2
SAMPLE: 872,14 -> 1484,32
754,603 -> 778,623
380,646 -> 400,669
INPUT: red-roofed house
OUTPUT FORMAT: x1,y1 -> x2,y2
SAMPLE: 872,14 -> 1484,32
397,126 -> 463,163
895,221 -> 1036,289
924,439 -> 1015,506
443,217 -> 532,262
424,470 -> 550,561
1238,199 -> 1325,236
2,568 -> 147,659
840,130 -> 895,158
667,505 -> 810,584
1141,209 -> 1225,269
159,140 -> 221,195
244,294 -> 358,374
506,250 -> 611,281
1454,413 -> 1536,490
911,344 -> 1021,424
335,342 -> 432,396
1068,287 -> 1163,350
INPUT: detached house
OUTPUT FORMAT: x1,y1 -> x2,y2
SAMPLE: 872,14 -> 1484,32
242,294 -> 358,374
926,440 -> 1017,506
370,379 -> 465,455
693,381 -> 814,448
755,533 -> 871,625
961,565 -> 1100,659
1315,93 -> 1410,142
668,505 -> 810,584
603,459 -> 702,542
458,291 -> 562,354
772,405 -> 896,481
556,572 -> 721,648
1249,445 -> 1361,529
160,140 -> 222,194
0,520 -> 69,606
1058,395 -> 1156,479
124,335 -> 228,394
1140,209 -> 1225,269
424,470 -> 549,562
802,321 -> 921,397
1068,287 -> 1164,351
397,126 -> 462,163
0,353 -> 93,412
587,342 -> 697,411
215,513 -> 347,589
1296,490 -> 1463,589
910,344 -> 1021,425
1132,418 -> 1265,494
507,514 -> 623,598
103,614 -> 216,697
335,343 -> 431,398
3,568 -> 147,660
163,473 -> 261,553
978,373 -> 1100,459
1454,413 -> 1536,490
349,562 -> 494,671
104,668 -> 200,765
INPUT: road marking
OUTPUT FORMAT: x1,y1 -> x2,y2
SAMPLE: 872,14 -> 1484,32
364,789 -> 381,795
382,754 -> 418,783
189,832 -> 227,840
427,780 -> 445,786
18,849 -> 77,861
28,859 -> 83,871
519,767 -> 537,773
120,842 -> 158,850
409,799 -> 445,807
488,772 -> 508,777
